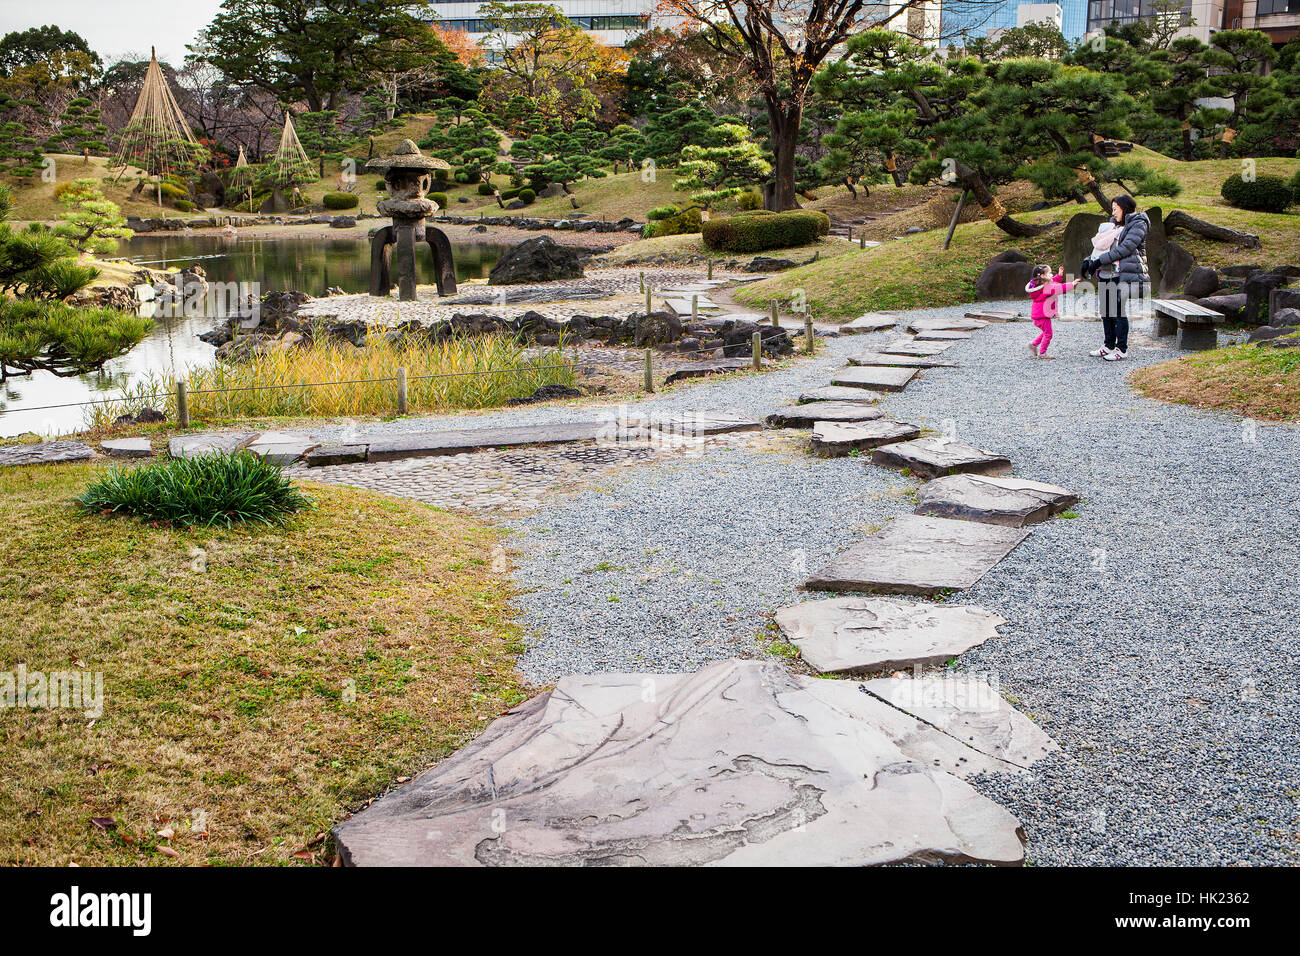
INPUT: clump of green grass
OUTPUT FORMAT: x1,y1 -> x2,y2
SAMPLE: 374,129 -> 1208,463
77,451 -> 311,527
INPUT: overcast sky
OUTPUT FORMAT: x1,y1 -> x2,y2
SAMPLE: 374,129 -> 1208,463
0,1 -> 225,66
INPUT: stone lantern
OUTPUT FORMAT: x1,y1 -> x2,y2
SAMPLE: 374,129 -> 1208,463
365,139 -> 457,300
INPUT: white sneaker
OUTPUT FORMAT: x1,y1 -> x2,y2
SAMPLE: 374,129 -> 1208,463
1090,346 -> 1110,358
1104,349 -> 1127,362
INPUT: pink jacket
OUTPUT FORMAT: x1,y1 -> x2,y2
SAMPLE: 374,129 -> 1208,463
1026,274 -> 1078,320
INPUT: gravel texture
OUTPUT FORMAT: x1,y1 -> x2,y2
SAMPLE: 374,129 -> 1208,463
482,299 -> 1299,867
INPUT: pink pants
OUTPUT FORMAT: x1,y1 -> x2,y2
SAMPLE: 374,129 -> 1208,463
1031,318 -> 1053,354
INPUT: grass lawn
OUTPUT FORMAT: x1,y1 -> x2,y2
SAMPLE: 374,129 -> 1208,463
0,463 -> 528,866
1131,337 -> 1300,421
596,232 -> 858,267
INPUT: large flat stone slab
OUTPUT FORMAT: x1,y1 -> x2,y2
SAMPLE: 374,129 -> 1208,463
841,312 -> 898,334
913,330 -> 973,342
332,659 -> 1028,866
246,431 -> 321,466
663,357 -> 754,384
168,432 -> 258,459
797,385 -> 883,404
872,437 -> 1012,480
658,411 -> 762,436
765,403 -> 885,427
873,339 -> 955,356
367,422 -> 606,461
829,365 -> 917,392
810,420 -> 921,457
865,676 -> 1059,769
965,309 -> 1021,322
846,351 -> 957,369
101,437 -> 153,459
0,440 -> 95,467
305,444 -> 368,466
776,597 -> 1005,674
907,317 -> 989,333
804,515 -> 1029,595
915,475 -> 1079,527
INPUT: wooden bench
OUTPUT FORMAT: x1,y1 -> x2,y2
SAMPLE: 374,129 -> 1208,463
1150,299 -> 1227,351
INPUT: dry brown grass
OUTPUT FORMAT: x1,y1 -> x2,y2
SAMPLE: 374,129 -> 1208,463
0,463 -> 528,865
1131,339 -> 1300,421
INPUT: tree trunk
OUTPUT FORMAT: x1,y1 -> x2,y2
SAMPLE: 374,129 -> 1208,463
764,97 -> 802,211
955,163 -> 1055,237
1164,210 -> 1261,248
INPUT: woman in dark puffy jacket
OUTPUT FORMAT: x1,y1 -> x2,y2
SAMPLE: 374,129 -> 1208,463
1081,194 -> 1148,361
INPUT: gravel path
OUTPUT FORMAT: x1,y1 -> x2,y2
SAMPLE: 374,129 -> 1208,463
488,300 -> 1299,866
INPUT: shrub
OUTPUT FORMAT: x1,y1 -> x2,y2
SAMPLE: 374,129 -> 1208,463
1290,169 -> 1300,204
500,187 -> 520,200
1220,173 -> 1294,213
737,191 -> 763,210
430,191 -> 449,209
646,204 -> 679,221
643,207 -> 702,239
375,179 -> 387,191
77,451 -> 311,527
701,210 -> 830,252
322,191 -> 359,210
53,182 -> 79,200
173,199 -> 195,212
433,168 -> 450,182
518,188 -> 536,204
1135,172 -> 1182,198
456,165 -> 481,184
157,182 -> 187,201
477,182 -> 495,196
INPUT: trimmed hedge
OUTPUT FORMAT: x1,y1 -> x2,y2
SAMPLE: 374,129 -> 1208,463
646,204 -> 679,221
701,210 -> 830,252
518,188 -> 536,204
1291,169 -> 1300,204
1221,173 -> 1294,213
430,191 -> 449,209
737,191 -> 763,210
477,182 -> 495,196
322,191 -> 360,210
174,199 -> 194,212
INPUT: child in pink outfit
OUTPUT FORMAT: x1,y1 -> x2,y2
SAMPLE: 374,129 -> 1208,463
1025,264 -> 1078,359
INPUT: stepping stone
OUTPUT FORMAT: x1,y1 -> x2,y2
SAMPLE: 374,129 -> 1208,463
865,676 -> 1059,769
804,515 -> 1029,595
663,298 -> 720,316
101,437 -> 152,459
765,403 -> 885,427
841,312 -> 897,334
0,440 -> 95,468
727,274 -> 769,282
846,351 -> 957,369
797,385 -> 883,404
907,317 -> 988,333
810,419 -> 921,457
332,658 -> 1028,866
873,339 -> 955,356
775,596 -> 1006,674
657,411 -> 762,436
367,422 -> 607,462
915,475 -> 1079,527
965,309 -> 1020,322
872,437 -> 1012,480
168,432 -> 257,459
246,431 -> 320,466
305,444 -> 368,467
663,357 -> 755,384
914,330 -> 973,342
830,365 -> 917,392
663,285 -> 712,293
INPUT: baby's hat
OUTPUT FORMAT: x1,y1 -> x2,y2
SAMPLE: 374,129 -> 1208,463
1094,220 -> 1117,235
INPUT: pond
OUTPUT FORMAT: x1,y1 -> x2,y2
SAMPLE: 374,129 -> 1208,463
0,235 -> 511,438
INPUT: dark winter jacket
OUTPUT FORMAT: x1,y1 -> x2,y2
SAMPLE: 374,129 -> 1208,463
1095,212 -> 1150,285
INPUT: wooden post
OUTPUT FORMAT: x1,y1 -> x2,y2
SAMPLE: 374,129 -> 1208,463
707,259 -> 714,279
751,331 -> 762,370
847,225 -> 853,241
943,189 -> 969,251
645,286 -> 652,315
691,294 -> 699,321
769,300 -> 779,327
643,349 -> 654,393
859,234 -> 866,249
639,271 -> 645,293
805,314 -> 815,354
396,366 -> 408,415
176,380 -> 190,429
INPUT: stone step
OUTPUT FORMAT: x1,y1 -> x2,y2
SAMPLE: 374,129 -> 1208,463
872,339 -> 956,356
871,437 -> 1012,480
810,419 -> 921,457
0,440 -> 95,467
332,658 -> 1031,866
913,329 -> 974,342
804,514 -> 1029,595
915,474 -> 1079,527
797,385 -> 884,404
101,437 -> 153,459
965,309 -> 1022,322
663,357 -> 755,384
830,365 -> 918,392
847,351 -> 958,369
841,313 -> 898,334
766,403 -> 885,427
775,596 -> 1006,674
907,317 -> 989,333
